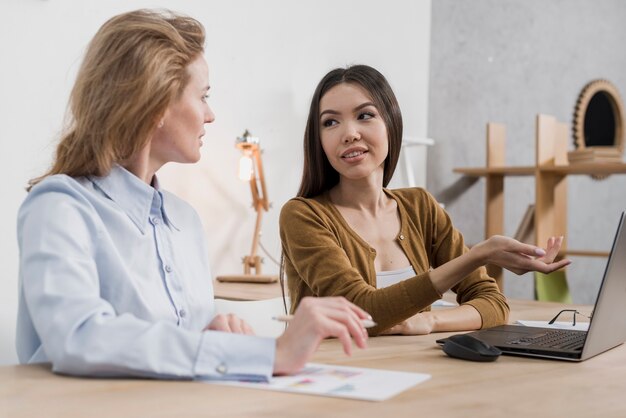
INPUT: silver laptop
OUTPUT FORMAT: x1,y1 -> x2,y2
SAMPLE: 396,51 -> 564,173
437,211 -> 626,361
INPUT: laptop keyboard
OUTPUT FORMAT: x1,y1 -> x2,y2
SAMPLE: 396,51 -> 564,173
507,330 -> 586,350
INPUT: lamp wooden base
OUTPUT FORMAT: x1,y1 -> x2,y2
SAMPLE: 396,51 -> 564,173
215,274 -> 278,284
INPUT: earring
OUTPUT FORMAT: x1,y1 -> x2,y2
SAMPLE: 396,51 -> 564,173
158,121 -> 164,128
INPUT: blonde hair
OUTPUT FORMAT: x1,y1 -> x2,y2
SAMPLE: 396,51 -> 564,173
28,9 -> 205,190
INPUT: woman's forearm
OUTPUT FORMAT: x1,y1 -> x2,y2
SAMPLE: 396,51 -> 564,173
428,235 -> 570,295
428,247 -> 485,294
427,304 -> 482,332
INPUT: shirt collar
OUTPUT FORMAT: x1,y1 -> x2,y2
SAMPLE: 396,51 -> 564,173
152,177 -> 179,231
90,165 -> 178,233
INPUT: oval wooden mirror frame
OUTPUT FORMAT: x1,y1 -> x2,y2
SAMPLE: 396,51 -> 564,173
572,79 -> 625,158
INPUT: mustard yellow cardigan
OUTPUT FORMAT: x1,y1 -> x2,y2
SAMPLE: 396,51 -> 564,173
279,188 -> 509,335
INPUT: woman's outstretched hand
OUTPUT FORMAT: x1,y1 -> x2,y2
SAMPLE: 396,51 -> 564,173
473,235 -> 571,275
272,297 -> 370,376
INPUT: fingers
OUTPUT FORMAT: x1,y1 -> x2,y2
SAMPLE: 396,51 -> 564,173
539,236 -> 565,257
511,256 -> 571,275
488,235 -> 546,257
297,297 -> 370,349
241,321 -> 256,336
273,297 -> 371,375
205,314 -> 229,332
346,300 -> 373,320
204,314 -> 256,335
320,305 -> 368,350
533,236 -> 567,269
498,246 -> 571,275
514,241 -> 547,257
303,296 -> 372,321
301,297 -> 371,327
226,314 -> 257,335
226,314 -> 244,334
539,236 -> 563,263
324,321 -> 354,356
299,298 -> 369,349
489,235 -> 571,276
537,257 -> 571,274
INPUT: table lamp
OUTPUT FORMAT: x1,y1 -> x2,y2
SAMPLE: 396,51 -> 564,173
216,130 -> 278,283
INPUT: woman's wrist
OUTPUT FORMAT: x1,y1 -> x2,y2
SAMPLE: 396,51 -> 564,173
400,312 -> 436,335
273,335 -> 294,375
467,241 -> 488,268
427,305 -> 482,333
422,311 -> 437,333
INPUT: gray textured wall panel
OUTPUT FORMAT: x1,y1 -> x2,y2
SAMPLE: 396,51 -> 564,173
428,0 -> 626,303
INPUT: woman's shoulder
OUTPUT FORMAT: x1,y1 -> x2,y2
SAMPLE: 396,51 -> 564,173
279,195 -> 337,228
30,173 -> 88,192
24,174 -> 93,207
281,194 -> 331,215
18,174 -> 98,229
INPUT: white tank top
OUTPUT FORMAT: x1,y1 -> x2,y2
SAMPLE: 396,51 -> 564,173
376,265 -> 416,288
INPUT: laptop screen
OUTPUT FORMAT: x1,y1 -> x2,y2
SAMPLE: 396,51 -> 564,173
580,211 -> 626,360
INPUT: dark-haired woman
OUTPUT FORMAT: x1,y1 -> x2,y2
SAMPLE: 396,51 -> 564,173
280,65 -> 569,336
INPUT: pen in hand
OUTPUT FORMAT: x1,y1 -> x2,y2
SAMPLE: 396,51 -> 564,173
273,314 -> 377,329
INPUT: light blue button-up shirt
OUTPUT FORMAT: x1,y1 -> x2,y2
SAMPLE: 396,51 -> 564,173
16,165 -> 275,380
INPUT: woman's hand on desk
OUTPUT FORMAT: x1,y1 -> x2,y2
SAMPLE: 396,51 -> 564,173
379,312 -> 435,335
273,297 -> 370,375
378,305 -> 482,335
472,235 -> 571,275
203,314 -> 255,335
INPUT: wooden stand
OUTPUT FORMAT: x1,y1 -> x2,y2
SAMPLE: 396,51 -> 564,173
455,114 -> 626,289
216,131 -> 278,284
216,201 -> 277,284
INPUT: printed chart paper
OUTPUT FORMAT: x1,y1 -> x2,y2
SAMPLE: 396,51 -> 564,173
202,363 -> 431,401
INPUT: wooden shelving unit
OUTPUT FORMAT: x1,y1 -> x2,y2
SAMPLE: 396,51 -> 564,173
454,114 -> 626,289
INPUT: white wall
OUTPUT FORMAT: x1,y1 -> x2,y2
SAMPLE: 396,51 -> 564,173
0,0 -> 431,364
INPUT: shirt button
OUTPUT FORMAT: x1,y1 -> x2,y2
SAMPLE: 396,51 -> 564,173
399,234 -> 405,240
165,265 -> 173,273
152,217 -> 160,225
216,363 -> 228,374
179,309 -> 187,318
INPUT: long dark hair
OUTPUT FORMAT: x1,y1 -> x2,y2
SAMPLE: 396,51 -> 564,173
297,64 -> 403,198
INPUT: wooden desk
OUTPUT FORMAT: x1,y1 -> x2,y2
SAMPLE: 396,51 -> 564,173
2,300 -> 624,417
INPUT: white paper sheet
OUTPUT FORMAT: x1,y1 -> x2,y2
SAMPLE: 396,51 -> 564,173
516,320 -> 589,331
202,363 -> 431,401
432,299 -> 456,307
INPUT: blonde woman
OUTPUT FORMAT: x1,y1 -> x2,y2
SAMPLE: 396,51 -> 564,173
17,9 -> 369,380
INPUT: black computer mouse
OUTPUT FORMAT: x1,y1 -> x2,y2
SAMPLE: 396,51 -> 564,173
442,334 -> 502,362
